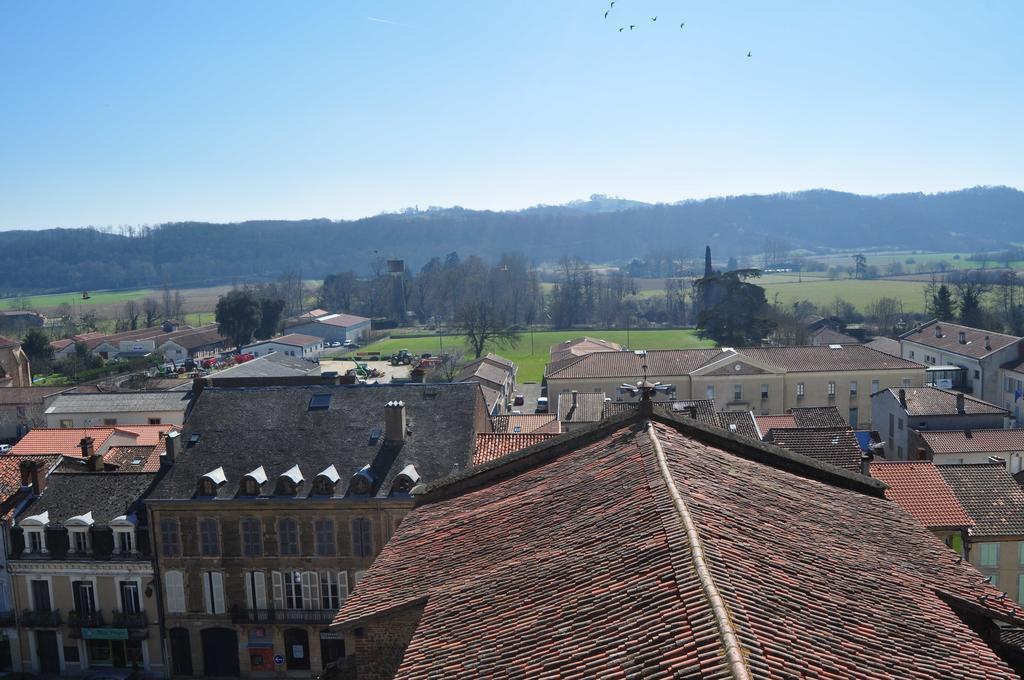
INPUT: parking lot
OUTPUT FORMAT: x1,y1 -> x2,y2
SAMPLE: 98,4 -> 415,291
510,380 -> 545,415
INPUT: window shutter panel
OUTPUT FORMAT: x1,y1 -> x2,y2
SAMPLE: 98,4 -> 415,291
338,571 -> 349,601
306,571 -> 320,607
271,570 -> 284,609
212,572 -> 225,614
202,572 -> 212,614
300,571 -> 313,607
165,571 -> 185,613
244,572 -> 254,609
254,571 -> 267,609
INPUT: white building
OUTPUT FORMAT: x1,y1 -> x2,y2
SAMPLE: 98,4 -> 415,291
285,313 -> 371,344
44,392 -> 191,428
241,333 -> 325,359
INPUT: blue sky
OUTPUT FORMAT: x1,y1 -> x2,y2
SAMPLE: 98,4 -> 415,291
1,1 -> 1021,229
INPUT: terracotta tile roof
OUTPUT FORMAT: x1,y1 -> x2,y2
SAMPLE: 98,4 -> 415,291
334,415 -> 1020,678
491,414 -> 559,434
454,360 -> 511,387
764,427 -> 865,472
901,320 -> 1022,359
473,433 -> 560,465
717,410 -> 759,439
810,328 -> 859,345
870,461 -> 974,529
547,345 -> 921,380
49,338 -> 74,351
548,337 -> 623,364
10,427 -> 117,456
0,455 -> 60,499
884,386 -> 1008,416
791,406 -> 848,428
921,429 -> 1024,454
557,392 -> 605,423
938,463 -> 1024,537
754,414 -> 797,432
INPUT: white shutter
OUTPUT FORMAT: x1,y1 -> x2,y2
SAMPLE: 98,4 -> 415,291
211,572 -> 225,614
271,570 -> 284,609
254,571 -> 267,609
338,571 -> 349,602
244,572 -> 254,609
165,571 -> 185,613
301,571 -> 319,608
202,572 -> 212,614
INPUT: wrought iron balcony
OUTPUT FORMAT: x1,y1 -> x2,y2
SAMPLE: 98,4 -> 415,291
231,606 -> 336,625
111,610 -> 149,628
21,609 -> 61,627
67,609 -> 105,627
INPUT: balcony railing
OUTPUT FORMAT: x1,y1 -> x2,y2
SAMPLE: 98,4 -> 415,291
22,609 -> 61,627
111,610 -> 148,628
231,606 -> 336,625
67,609 -> 105,627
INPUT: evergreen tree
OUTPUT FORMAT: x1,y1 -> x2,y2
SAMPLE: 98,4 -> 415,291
694,269 -> 775,346
215,290 -> 262,350
932,284 -> 954,320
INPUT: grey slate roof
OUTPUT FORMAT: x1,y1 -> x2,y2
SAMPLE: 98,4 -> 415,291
557,392 -> 606,423
212,352 -> 321,379
148,382 -> 484,501
764,427 -> 865,473
937,463 -> 1024,538
46,391 -> 192,414
717,411 -> 760,440
18,472 -> 156,525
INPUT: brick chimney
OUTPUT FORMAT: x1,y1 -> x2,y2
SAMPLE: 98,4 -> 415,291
19,459 -> 45,496
385,401 -> 407,443
956,392 -> 966,415
163,430 -> 180,465
79,436 -> 95,458
898,388 -> 907,408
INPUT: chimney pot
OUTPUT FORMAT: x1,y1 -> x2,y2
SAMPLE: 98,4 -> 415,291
898,388 -> 907,408
985,335 -> 991,350
958,331 -> 966,344
571,390 -> 578,406
934,325 -> 942,338
19,460 -> 45,496
385,400 -> 407,443
164,430 -> 180,465
956,392 -> 966,415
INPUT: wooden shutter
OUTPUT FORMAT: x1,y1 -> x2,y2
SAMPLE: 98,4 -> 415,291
244,572 -> 255,609
271,570 -> 284,609
165,571 -> 185,613
301,571 -> 319,608
254,571 -> 267,609
338,571 -> 349,601
202,572 -> 212,614
211,572 -> 225,614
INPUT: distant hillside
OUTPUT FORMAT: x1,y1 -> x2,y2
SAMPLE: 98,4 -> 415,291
1,186 -> 1021,295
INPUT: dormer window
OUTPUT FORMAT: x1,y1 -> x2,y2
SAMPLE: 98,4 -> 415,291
66,511 -> 95,554
390,464 -> 420,496
276,465 -> 304,496
20,511 -> 49,554
349,464 -> 376,497
111,515 -> 138,555
240,465 -> 267,497
196,466 -> 227,498
313,464 -> 341,496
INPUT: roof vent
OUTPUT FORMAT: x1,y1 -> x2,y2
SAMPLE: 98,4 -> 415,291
309,393 -> 332,411
368,426 -> 383,444
985,335 -> 991,350
391,464 -> 421,495
934,325 -> 943,338
349,464 -> 376,496
958,331 -> 967,345
728,424 -> 737,432
633,350 -> 647,357
828,344 -> 842,350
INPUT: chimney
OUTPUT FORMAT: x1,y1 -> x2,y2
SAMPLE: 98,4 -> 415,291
956,392 -> 965,415
934,325 -> 942,338
385,401 -> 407,443
861,450 -> 874,476
163,430 -> 180,465
87,452 -> 105,472
898,388 -> 907,408
985,335 -> 991,351
19,460 -> 45,496
958,331 -> 966,345
964,428 -> 972,438
79,436 -> 95,459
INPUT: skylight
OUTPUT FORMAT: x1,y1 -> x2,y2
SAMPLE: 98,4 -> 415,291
309,393 -> 332,411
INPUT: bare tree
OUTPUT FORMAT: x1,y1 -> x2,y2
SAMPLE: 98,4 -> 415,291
123,300 -> 141,330
142,297 -> 160,327
455,300 -> 520,359
430,349 -> 465,382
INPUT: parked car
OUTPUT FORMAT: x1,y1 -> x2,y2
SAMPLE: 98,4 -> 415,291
513,394 -> 525,406
0,444 -> 11,454
200,357 -> 218,369
234,353 -> 255,364
535,397 -> 549,413
344,341 -> 360,349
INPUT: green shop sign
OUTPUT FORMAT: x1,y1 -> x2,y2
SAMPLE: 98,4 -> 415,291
82,628 -> 129,640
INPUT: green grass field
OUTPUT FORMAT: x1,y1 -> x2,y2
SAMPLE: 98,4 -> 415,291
760,277 -> 929,312
2,288 -> 156,310
347,329 -> 716,383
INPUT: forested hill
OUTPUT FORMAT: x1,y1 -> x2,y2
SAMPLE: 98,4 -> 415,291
1,186 -> 1021,295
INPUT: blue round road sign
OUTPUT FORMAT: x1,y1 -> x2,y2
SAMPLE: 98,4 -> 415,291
274,655 -> 285,665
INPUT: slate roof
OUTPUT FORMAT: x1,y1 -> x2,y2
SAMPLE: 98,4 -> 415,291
864,336 -> 902,357
938,463 -> 1024,538
245,332 -> 323,349
0,386 -> 72,405
870,461 -> 974,530
148,383 -> 484,501
491,414 -> 559,434
557,392 -> 606,423
901,320 -> 1022,359
716,410 -> 760,440
667,399 -> 719,426
17,472 -> 156,525
209,352 -> 320,379
473,433 -> 560,465
764,427 -> 865,472
45,391 -> 191,414
882,386 -> 1008,416
791,406 -> 848,428
313,312 -> 371,327
546,345 -> 921,380
921,429 -> 1024,454
333,410 -> 1020,679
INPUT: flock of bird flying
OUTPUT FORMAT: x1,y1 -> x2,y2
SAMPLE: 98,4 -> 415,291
604,1 -> 752,58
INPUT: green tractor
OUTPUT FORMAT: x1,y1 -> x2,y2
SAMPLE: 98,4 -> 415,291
389,349 -> 413,366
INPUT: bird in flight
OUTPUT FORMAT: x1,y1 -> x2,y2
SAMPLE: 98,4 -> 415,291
630,24 -> 636,30
604,10 -> 609,18
651,16 -> 657,21
747,51 -> 752,57
610,1 -> 615,6
619,27 -> 625,32
680,22 -> 685,28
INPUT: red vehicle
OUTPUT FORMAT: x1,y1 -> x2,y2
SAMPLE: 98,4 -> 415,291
201,357 -> 218,369
234,353 -> 255,364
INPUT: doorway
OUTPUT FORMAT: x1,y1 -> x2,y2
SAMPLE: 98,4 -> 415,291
284,628 -> 310,671
35,631 -> 60,674
201,628 -> 240,677
170,628 -> 193,676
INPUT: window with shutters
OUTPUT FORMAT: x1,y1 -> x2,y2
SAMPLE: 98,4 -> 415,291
199,518 -> 220,556
165,571 -> 186,613
72,580 -> 96,613
351,517 -> 373,557
301,571 -> 320,610
796,383 -> 805,399
320,571 -> 349,610
160,518 -> 181,556
120,581 -> 141,614
241,518 -> 262,556
279,518 -> 300,556
284,571 -> 304,609
827,382 -> 836,397
203,571 -> 225,614
244,571 -> 267,610
314,518 -> 335,556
